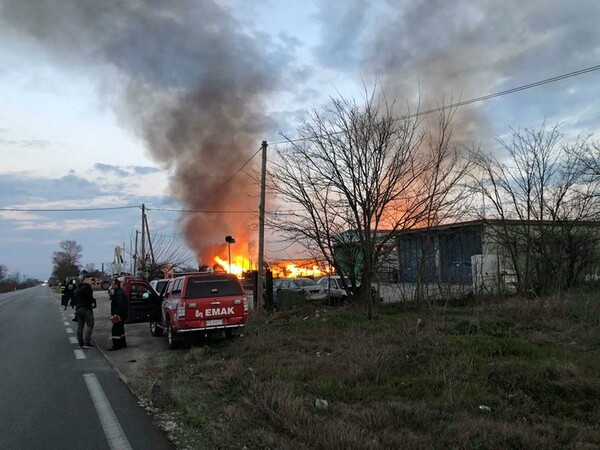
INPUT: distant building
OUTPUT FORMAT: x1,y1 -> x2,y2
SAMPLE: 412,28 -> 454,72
394,219 -> 600,298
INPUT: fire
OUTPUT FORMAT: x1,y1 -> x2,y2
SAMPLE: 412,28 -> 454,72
269,260 -> 327,279
212,254 -> 328,280
214,255 -> 253,278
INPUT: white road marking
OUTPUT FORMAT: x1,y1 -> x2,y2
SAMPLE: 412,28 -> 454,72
66,328 -> 74,334
83,373 -> 133,450
74,349 -> 86,359
69,337 -> 79,344
63,321 -> 70,326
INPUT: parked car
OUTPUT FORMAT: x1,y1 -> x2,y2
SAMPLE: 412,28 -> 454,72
149,278 -> 169,296
316,275 -> 359,304
274,277 -> 328,303
150,273 -> 249,349
316,275 -> 380,304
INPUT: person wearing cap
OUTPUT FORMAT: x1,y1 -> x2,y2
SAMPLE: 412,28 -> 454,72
73,277 -> 96,348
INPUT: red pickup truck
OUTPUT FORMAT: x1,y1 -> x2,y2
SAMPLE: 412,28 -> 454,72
149,273 -> 249,349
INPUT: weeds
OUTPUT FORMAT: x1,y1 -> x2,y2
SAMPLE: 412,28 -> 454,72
132,291 -> 600,449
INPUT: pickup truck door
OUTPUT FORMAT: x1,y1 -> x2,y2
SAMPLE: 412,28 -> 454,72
126,281 -> 161,323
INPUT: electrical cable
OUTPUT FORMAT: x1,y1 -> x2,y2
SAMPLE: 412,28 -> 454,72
270,63 -> 600,145
7,66 -> 598,215
218,145 -> 263,188
0,205 -> 140,212
146,207 -> 256,214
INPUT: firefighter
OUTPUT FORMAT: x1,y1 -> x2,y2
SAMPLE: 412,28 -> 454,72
109,279 -> 129,350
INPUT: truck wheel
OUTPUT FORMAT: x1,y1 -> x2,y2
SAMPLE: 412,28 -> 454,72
150,321 -> 164,337
167,324 -> 180,350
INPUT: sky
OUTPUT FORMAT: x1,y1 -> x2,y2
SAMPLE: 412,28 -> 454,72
1,0 -> 599,280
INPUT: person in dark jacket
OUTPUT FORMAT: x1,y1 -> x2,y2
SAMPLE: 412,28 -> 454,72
61,279 -> 77,310
109,279 -> 129,350
73,277 -> 96,348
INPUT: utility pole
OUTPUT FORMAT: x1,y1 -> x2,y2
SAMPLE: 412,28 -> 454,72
256,140 -> 268,311
143,211 -> 155,267
134,230 -> 139,275
141,204 -> 146,278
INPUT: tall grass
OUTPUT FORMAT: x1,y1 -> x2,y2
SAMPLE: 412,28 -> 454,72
131,293 -> 600,449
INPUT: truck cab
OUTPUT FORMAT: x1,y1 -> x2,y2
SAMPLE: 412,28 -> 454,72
149,273 -> 249,349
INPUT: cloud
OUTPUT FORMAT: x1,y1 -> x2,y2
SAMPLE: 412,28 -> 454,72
0,237 -> 33,244
0,210 -> 43,221
94,163 -> 161,176
0,0 -> 303,263
0,137 -> 53,148
311,0 -> 600,145
94,163 -> 129,176
312,0 -> 370,70
132,166 -> 161,175
12,218 -> 117,232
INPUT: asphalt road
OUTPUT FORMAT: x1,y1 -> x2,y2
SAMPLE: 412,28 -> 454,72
0,285 -> 174,450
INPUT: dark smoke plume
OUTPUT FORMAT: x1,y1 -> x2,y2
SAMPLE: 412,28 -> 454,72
0,0 -> 284,264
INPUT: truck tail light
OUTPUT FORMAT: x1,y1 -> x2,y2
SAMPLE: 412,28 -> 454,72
177,302 -> 186,318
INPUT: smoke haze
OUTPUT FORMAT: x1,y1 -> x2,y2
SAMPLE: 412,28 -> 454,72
0,0 -> 288,263
2,0 -> 600,265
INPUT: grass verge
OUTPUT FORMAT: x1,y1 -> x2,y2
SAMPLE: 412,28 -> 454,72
129,292 -> 600,449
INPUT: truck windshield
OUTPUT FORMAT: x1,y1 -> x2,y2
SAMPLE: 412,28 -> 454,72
184,277 -> 243,298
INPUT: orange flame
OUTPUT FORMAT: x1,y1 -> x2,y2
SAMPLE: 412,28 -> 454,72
269,260 -> 327,279
214,255 -> 253,278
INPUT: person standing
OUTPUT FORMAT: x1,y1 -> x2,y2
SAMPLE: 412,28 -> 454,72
73,277 -> 96,349
62,279 -> 76,310
109,279 -> 129,350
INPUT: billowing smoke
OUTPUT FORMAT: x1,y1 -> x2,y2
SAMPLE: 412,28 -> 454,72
313,0 -> 600,146
3,0 -> 600,266
0,0 -> 283,264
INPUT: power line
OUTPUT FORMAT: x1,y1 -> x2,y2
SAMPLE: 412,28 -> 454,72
7,65 -> 598,217
218,145 -> 263,188
0,204 -> 300,214
147,207 -> 256,214
0,205 -> 140,212
271,63 -> 600,145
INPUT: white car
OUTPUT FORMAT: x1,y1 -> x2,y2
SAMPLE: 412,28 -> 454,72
149,278 -> 169,296
316,276 -> 359,303
274,278 -> 328,302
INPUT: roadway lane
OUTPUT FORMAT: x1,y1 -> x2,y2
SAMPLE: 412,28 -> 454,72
0,286 -> 174,450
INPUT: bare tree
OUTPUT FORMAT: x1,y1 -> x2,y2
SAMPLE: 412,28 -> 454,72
567,140 -> 600,181
52,240 -> 82,281
0,264 -> 7,281
469,122 -> 600,295
128,232 -> 194,280
267,89 -> 471,319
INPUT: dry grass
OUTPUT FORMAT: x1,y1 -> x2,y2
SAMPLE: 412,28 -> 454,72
130,290 -> 600,449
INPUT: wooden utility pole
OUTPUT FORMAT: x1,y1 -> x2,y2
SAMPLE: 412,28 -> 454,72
143,211 -> 155,266
141,203 -> 146,277
133,230 -> 139,275
256,140 -> 268,311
